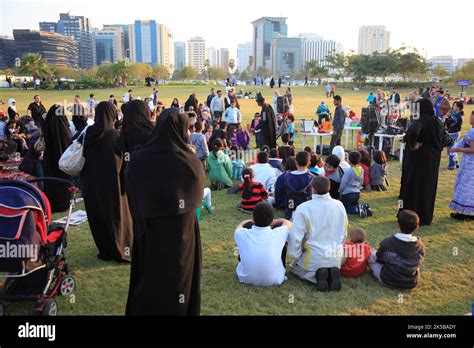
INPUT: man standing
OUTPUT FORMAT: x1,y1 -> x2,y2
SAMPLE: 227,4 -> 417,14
210,90 -> 225,123
223,100 -> 242,127
330,95 -> 346,153
256,93 -> 277,149
152,88 -> 158,106
390,87 -> 401,114
329,84 -> 336,98
27,95 -> 47,130
34,78 -> 41,90
87,94 -> 97,119
434,89 -> 451,118
288,176 -> 347,291
325,83 -> 331,98
206,88 -> 216,108
278,77 -> 282,89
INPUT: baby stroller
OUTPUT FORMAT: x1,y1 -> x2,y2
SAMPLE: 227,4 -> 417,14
0,177 -> 77,316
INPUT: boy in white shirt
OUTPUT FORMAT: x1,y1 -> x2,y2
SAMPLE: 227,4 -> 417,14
234,202 -> 292,287
249,151 -> 281,192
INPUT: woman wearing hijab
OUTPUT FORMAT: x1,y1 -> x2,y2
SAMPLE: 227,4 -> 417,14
7,99 -> 17,120
399,98 -> 443,225
81,101 -> 133,262
171,98 -> 180,109
184,93 -> 199,112
120,99 -> 155,154
43,105 -> 72,212
125,108 -> 205,316
331,145 -> 351,171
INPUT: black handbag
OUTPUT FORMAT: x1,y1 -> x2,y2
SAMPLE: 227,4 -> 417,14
441,129 -> 455,148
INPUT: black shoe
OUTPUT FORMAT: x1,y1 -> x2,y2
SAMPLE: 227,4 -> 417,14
315,268 -> 329,292
451,213 -> 470,221
359,204 -> 367,218
456,164 -> 460,169
363,203 -> 373,217
328,267 -> 342,291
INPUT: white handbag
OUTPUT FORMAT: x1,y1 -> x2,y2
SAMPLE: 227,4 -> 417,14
59,126 -> 89,176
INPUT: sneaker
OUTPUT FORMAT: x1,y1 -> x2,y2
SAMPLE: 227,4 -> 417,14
315,268 -> 329,292
328,267 -> 342,291
359,204 -> 367,218
363,203 -> 373,217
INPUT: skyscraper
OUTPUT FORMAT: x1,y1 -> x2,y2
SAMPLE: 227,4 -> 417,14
0,36 -> 17,69
174,42 -> 186,70
299,33 -> 343,68
358,26 -> 390,55
220,48 -> 230,72
158,24 -> 174,72
94,28 -> 124,65
187,37 -> 206,72
237,42 -> 252,72
207,47 -> 220,67
103,24 -> 129,59
270,37 -> 302,77
252,17 -> 288,71
40,12 -> 94,68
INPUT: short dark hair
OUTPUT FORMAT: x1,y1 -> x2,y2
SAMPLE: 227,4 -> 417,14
359,149 -> 371,167
398,210 -> 420,234
217,90 -> 222,94
310,153 -> 319,168
252,201 -> 274,227
373,150 -> 387,165
334,95 -> 342,103
312,176 -> 330,195
453,100 -> 464,110
348,151 -> 361,165
304,146 -> 312,153
220,121 -> 227,129
270,148 -> 278,158
295,151 -> 311,168
261,145 -> 270,153
90,94 -> 94,97
325,154 -> 340,168
195,121 -> 203,132
287,114 -> 295,122
281,133 -> 290,143
257,151 -> 269,164
284,156 -> 297,171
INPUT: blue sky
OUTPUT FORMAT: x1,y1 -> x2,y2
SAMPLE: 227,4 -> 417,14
0,0 -> 473,59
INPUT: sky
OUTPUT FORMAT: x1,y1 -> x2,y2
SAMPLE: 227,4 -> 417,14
1,0 -> 473,59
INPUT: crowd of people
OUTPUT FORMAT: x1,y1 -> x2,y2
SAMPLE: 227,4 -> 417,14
0,82 -> 472,315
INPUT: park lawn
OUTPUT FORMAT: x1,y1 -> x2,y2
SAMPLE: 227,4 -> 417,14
0,86 -> 473,316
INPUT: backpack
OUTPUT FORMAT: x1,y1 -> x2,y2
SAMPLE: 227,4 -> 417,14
285,185 -> 312,219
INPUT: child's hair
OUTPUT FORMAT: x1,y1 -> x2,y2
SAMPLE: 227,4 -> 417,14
348,151 -> 361,165
257,151 -> 269,164
230,145 -> 239,160
195,121 -> 203,132
252,201 -> 274,227
325,154 -> 341,169
254,112 -> 260,117
211,139 -> 223,158
205,124 -> 213,132
295,151 -> 311,168
285,156 -> 297,171
373,150 -> 387,165
227,125 -> 236,140
287,114 -> 295,123
310,153 -> 319,168
304,146 -> 312,153
261,145 -> 270,153
358,149 -> 370,167
281,133 -> 290,143
350,228 -> 367,244
219,121 -> 227,129
397,210 -> 420,234
270,148 -> 278,159
241,168 -> 254,200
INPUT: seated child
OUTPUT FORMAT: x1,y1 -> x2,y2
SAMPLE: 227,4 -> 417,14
309,153 -> 325,176
324,154 -> 344,200
207,139 -> 233,190
274,156 -> 297,210
234,202 -> 292,286
230,145 -> 246,180
341,228 -> 371,277
278,133 -> 295,166
371,150 -> 388,191
269,148 -> 284,172
284,151 -> 314,219
237,168 -> 273,212
204,124 -> 213,143
339,151 -> 372,217
236,123 -> 250,150
368,210 -> 425,289
358,149 -> 371,190
228,125 -> 238,148
249,151 -> 280,192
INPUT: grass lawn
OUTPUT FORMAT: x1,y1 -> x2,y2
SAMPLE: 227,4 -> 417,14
0,85 -> 473,316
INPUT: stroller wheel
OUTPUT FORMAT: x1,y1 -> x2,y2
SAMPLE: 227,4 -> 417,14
42,300 -> 58,316
60,276 -> 75,296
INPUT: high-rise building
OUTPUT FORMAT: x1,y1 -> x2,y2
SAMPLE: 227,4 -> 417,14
237,42 -> 252,72
252,17 -> 288,71
174,42 -> 186,70
299,33 -> 343,68
207,47 -> 220,67
94,28 -> 124,65
103,24 -> 129,59
0,36 -> 17,69
270,37 -> 302,77
220,48 -> 230,72
40,12 -> 94,68
13,29 -> 79,67
187,36 -> 206,72
358,26 -> 390,55
158,24 -> 174,72
455,58 -> 473,71
428,56 -> 455,74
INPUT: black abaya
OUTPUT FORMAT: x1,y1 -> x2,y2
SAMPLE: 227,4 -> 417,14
125,108 -> 205,316
399,99 -> 442,225
260,103 -> 277,149
81,101 -> 133,262
43,105 -> 72,212
120,99 -> 154,154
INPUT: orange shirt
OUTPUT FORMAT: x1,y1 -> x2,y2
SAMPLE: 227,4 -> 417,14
341,242 -> 371,277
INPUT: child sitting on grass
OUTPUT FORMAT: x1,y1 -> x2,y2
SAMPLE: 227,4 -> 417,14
237,168 -> 272,213
359,149 -> 371,190
309,153 -> 325,176
368,210 -> 425,289
230,145 -> 246,180
278,133 -> 295,166
207,139 -> 233,190
324,154 -> 344,200
269,148 -> 284,172
341,228 -> 371,277
371,150 -> 388,191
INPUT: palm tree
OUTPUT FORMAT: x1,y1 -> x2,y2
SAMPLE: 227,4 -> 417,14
16,53 -> 49,80
228,59 -> 235,74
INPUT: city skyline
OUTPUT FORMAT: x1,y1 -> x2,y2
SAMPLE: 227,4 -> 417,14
0,0 -> 473,60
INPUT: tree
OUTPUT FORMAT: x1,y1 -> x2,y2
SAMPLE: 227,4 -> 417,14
207,66 -> 226,81
256,66 -> 271,79
153,64 -> 170,81
395,49 -> 428,81
434,65 -> 448,81
248,56 -> 254,72
96,64 -> 115,85
51,66 -> 79,80
129,63 -> 153,84
16,53 -> 49,80
451,60 -> 474,83
305,60 -> 328,81
369,51 -> 398,86
228,58 -> 236,73
240,69 -> 250,81
347,54 -> 371,87
178,66 -> 198,80
325,52 -> 349,82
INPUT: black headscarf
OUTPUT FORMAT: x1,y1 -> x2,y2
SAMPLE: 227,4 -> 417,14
85,101 -> 117,146
43,104 -> 72,164
417,98 -> 442,150
125,107 -> 205,218
121,99 -> 154,153
184,94 -> 198,112
72,115 -> 87,133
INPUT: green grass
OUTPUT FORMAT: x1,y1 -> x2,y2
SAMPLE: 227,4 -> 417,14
1,85 -> 473,316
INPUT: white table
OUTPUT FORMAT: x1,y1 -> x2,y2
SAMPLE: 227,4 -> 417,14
301,132 -> 333,155
344,126 -> 362,150
373,133 -> 405,163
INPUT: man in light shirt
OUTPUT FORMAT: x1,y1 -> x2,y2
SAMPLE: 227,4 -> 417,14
234,202 -> 292,286
210,90 -> 225,123
223,100 -> 242,127
288,176 -> 348,292
249,151 -> 281,193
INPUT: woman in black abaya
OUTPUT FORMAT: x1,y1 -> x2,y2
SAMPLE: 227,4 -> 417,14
43,104 -> 72,212
120,99 -> 155,154
399,98 -> 442,225
80,101 -> 133,262
125,108 -> 205,315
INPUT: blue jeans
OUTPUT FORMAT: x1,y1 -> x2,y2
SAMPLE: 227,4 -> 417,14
340,192 -> 360,214
447,133 -> 459,169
